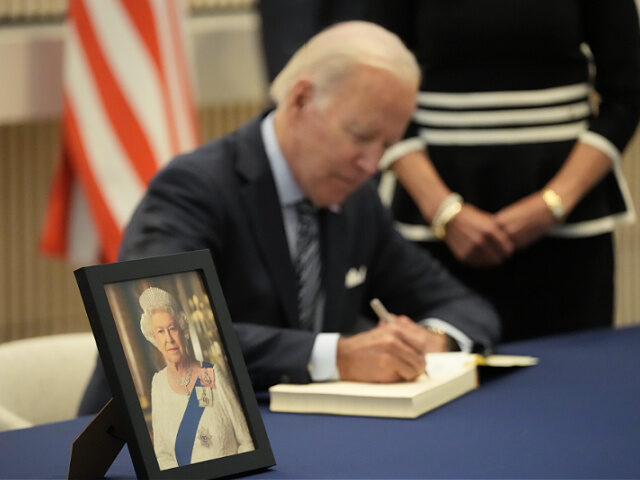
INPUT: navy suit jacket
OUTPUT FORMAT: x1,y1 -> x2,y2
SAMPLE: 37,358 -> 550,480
79,113 -> 500,413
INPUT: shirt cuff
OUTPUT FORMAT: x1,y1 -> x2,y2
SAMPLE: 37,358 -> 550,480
308,332 -> 341,382
420,318 -> 474,353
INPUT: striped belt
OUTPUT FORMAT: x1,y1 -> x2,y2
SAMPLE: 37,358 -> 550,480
414,83 -> 591,145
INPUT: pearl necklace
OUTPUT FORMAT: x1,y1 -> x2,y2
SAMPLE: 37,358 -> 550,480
171,364 -> 192,396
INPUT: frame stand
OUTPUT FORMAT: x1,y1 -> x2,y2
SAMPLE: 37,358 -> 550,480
68,399 -> 127,479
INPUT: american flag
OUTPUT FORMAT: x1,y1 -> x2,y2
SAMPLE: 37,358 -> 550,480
40,0 -> 199,264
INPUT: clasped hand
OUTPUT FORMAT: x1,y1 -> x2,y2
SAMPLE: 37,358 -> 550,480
445,193 -> 558,266
336,315 -> 448,383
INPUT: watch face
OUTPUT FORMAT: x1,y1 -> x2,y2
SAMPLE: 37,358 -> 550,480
541,188 -> 565,220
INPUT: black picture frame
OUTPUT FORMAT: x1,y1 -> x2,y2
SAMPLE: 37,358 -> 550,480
74,249 -> 275,479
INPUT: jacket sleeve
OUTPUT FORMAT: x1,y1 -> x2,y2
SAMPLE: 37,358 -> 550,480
580,0 -> 640,156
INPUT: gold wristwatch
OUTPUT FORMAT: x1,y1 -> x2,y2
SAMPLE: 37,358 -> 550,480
541,188 -> 565,220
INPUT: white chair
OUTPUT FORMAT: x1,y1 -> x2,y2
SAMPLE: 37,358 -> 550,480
0,332 -> 98,431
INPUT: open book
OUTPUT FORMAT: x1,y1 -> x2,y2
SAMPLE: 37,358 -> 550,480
269,353 -> 481,419
269,352 -> 538,418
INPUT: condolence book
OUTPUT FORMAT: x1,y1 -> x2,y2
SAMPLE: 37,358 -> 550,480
269,353 -> 479,419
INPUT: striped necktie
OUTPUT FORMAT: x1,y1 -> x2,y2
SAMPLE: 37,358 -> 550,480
294,199 -> 322,330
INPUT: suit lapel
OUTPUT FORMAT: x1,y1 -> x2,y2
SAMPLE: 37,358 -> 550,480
320,208 -> 347,332
235,117 -> 299,328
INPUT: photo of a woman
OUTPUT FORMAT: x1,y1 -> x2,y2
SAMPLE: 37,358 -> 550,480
138,286 -> 255,470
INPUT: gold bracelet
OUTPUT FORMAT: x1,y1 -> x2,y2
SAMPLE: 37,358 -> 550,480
432,193 -> 463,239
541,188 -> 565,220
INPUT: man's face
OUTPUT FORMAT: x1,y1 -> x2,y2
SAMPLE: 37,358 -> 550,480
151,310 -> 186,365
288,65 -> 416,207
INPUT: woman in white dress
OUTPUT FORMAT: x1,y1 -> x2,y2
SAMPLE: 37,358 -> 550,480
139,287 -> 254,471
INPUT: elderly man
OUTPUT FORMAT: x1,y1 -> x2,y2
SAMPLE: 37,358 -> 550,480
80,21 -> 499,413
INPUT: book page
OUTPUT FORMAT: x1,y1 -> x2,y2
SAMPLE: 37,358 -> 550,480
425,352 -> 476,377
270,358 -> 476,398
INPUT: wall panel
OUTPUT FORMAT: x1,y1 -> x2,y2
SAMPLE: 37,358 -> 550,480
615,128 -> 640,326
0,120 -> 86,341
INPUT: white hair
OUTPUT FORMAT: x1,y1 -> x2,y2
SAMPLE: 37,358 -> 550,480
270,21 -> 420,107
139,287 -> 189,347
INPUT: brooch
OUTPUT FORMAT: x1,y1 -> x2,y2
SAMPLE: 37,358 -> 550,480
198,427 -> 211,448
196,386 -> 214,408
199,367 -> 216,388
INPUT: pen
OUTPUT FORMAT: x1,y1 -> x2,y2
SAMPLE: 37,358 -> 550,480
370,298 -> 394,323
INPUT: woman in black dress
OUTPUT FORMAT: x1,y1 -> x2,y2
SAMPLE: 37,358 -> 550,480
370,0 -> 640,341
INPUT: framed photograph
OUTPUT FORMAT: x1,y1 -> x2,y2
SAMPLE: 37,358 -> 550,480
74,249 -> 275,479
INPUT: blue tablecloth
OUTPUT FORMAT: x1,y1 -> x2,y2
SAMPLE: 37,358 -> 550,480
1,326 -> 639,479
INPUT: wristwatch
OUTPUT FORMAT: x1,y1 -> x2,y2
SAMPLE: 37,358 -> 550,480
425,325 -> 460,351
541,188 -> 565,220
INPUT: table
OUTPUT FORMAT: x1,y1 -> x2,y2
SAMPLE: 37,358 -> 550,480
1,326 -> 639,479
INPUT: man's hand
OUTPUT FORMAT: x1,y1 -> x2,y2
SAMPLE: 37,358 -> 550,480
336,316 -> 449,383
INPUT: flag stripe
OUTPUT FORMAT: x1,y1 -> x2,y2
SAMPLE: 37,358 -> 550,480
66,26 -> 145,228
151,2 -> 198,151
153,0 -> 192,155
120,0 -> 180,155
118,0 -> 164,74
63,95 -> 122,261
67,178 -> 100,263
39,157 -> 73,256
73,0 -> 158,183
83,0 -> 172,166
165,0 -> 200,149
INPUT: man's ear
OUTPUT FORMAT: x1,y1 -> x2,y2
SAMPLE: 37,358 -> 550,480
285,77 -> 315,115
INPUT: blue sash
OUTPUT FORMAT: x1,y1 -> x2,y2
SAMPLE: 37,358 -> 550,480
174,361 -> 212,466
